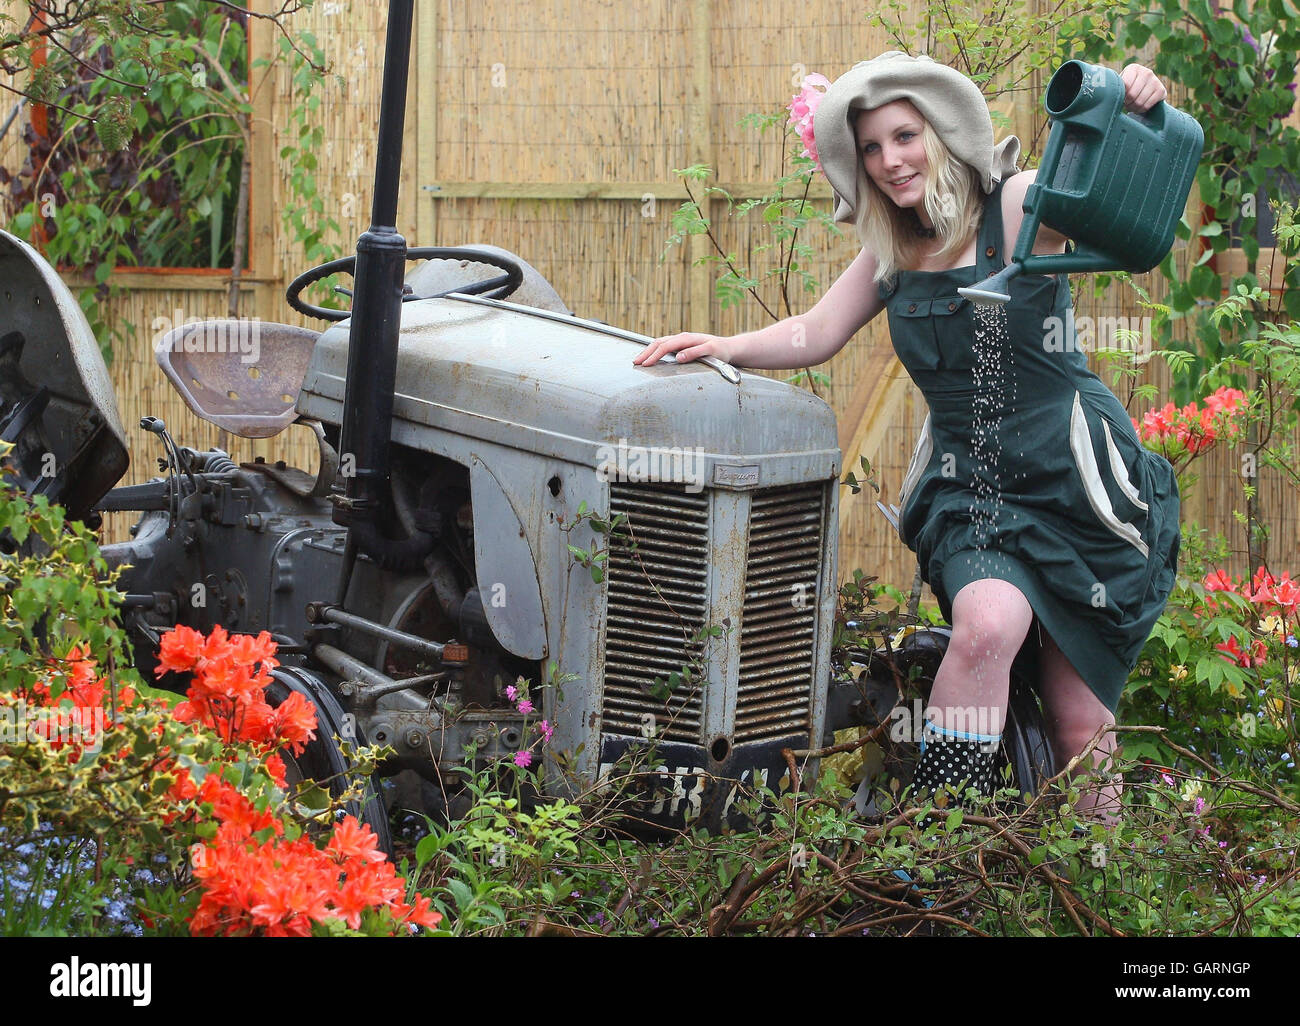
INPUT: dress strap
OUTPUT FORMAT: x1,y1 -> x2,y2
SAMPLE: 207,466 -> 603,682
975,177 -> 1011,280
877,271 -> 899,302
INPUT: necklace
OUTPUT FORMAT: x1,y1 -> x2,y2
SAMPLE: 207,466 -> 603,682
909,209 -> 937,239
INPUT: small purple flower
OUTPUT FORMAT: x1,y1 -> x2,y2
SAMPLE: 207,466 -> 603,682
1219,840 -> 1229,849
1161,772 -> 1174,786
517,698 -> 535,715
648,917 -> 659,929
571,890 -> 581,899
506,684 -> 518,701
1287,635 -> 1298,648
1193,797 -> 1206,816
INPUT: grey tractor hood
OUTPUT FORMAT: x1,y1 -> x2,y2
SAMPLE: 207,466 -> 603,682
297,296 -> 841,476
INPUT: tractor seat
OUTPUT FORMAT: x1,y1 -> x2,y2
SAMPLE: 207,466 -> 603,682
154,320 -> 319,439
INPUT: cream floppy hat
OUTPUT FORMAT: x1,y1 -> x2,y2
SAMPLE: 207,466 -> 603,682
812,51 -> 1022,224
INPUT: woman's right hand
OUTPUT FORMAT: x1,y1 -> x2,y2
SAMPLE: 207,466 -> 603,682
633,332 -> 734,367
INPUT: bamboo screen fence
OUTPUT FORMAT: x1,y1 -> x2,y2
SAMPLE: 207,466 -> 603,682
4,0 -> 1298,598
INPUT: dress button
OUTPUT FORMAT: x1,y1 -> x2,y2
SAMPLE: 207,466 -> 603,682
907,303 -> 917,313
947,301 -> 957,311
985,246 -> 996,258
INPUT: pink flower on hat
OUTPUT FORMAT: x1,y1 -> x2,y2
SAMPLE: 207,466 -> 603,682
787,74 -> 831,171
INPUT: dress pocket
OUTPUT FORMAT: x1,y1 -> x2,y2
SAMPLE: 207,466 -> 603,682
1068,391 -> 1150,557
931,296 -> 976,371
891,299 -> 942,372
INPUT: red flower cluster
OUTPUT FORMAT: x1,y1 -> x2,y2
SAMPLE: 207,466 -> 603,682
186,784 -> 440,937
1244,567 -> 1300,616
6,644 -> 141,762
157,625 -> 315,777
1133,386 -> 1247,455
1215,634 -> 1268,668
157,625 -> 441,936
1201,566 -> 1299,666
1202,566 -> 1300,616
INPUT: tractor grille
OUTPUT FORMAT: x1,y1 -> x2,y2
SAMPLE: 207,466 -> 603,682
735,484 -> 824,743
603,482 -> 709,742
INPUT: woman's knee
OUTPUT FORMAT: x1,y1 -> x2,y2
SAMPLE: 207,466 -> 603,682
947,579 -> 1034,664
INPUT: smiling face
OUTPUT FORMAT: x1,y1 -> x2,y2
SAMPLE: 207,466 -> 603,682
855,100 -> 930,221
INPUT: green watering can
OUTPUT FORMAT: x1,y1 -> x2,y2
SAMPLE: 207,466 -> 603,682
960,60 -> 1204,304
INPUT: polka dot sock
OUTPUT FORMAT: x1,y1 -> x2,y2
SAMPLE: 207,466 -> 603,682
913,720 -> 1001,802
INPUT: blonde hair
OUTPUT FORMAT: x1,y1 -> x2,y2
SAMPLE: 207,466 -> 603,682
854,118 -> 984,283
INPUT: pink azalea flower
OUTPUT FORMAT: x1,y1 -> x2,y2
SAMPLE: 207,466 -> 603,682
786,73 -> 831,171
1203,568 -> 1239,593
513,750 -> 532,769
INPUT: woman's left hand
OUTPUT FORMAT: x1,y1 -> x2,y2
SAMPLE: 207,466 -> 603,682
1121,64 -> 1167,113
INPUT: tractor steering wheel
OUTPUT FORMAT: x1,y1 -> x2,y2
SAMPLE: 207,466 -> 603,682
285,246 -> 525,322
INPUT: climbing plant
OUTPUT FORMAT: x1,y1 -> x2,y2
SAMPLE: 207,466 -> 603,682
1103,0 -> 1300,390
0,1 -> 336,361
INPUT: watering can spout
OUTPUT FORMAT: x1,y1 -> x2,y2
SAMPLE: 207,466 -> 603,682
958,265 -> 1020,305
963,59 -> 1203,302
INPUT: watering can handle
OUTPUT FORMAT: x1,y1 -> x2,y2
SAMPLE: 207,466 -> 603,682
1009,118 -> 1075,266
1018,245 -> 1126,276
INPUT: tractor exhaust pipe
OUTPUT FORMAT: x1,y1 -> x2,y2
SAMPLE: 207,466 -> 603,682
333,0 -> 433,592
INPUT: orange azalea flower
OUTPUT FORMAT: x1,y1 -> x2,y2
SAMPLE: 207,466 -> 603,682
399,893 -> 443,931
1204,568 -> 1239,593
335,876 -> 377,931
271,691 -> 318,755
226,630 -> 279,672
264,753 -> 288,788
326,815 -> 387,864
198,776 -> 280,839
157,624 -> 206,675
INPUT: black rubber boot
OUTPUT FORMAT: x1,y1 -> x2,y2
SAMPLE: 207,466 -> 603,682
912,721 -> 1001,804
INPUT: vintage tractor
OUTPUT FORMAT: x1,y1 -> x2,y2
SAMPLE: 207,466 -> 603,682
0,0 -> 1053,849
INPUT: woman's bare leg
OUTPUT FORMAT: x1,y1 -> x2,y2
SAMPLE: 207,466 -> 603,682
1037,629 -> 1121,824
928,578 -> 1035,737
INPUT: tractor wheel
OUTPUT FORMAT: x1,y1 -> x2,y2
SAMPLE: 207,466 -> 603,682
267,666 -> 394,856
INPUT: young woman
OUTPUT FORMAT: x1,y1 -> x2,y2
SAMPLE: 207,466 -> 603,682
633,53 -> 1181,821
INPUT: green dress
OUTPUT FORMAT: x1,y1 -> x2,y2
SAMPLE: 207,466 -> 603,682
879,178 -> 1181,713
